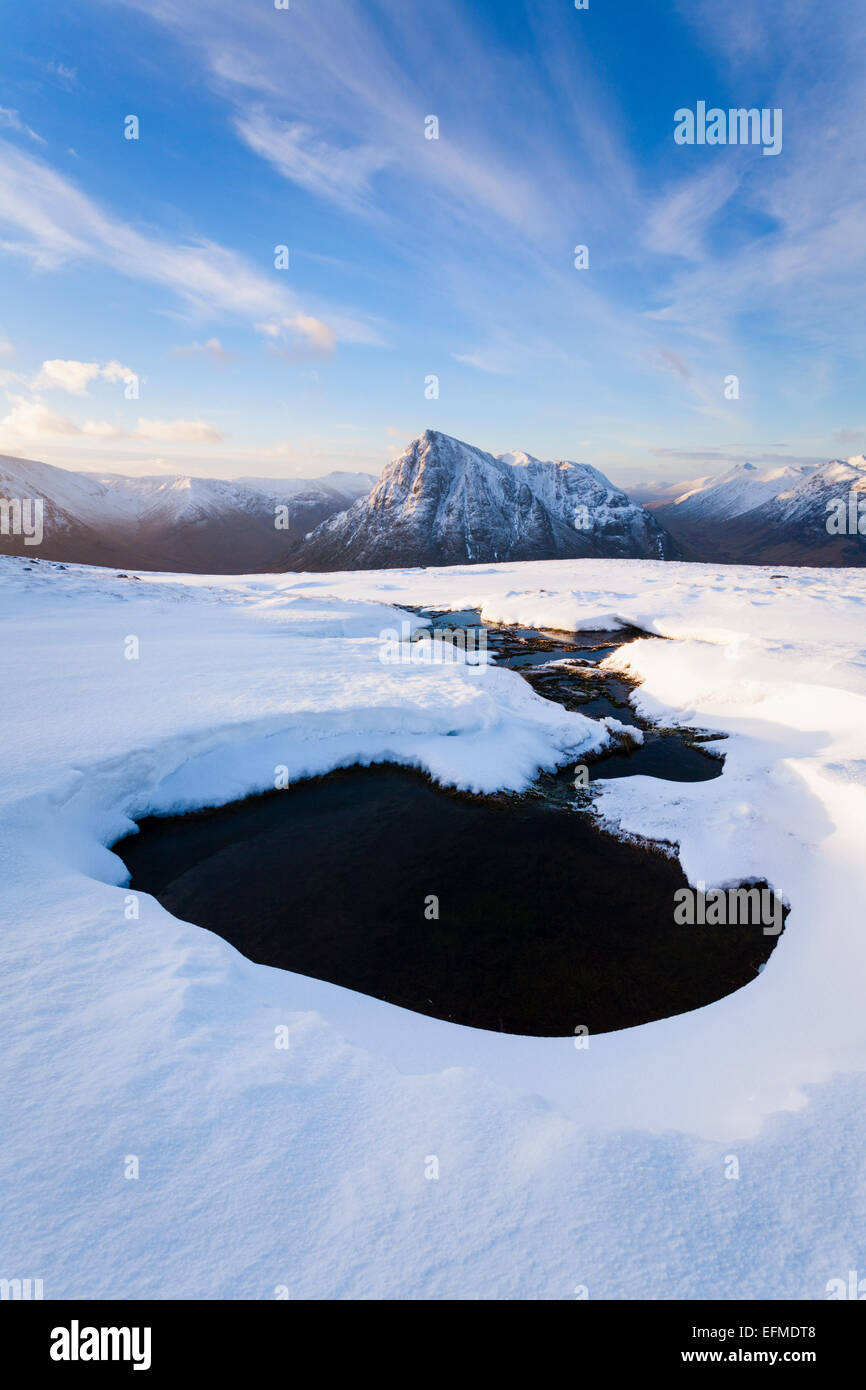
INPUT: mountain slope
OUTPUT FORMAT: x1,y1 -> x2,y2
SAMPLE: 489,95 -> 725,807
663,462 -> 817,521
288,430 -> 679,570
651,458 -> 866,565
0,455 -> 375,572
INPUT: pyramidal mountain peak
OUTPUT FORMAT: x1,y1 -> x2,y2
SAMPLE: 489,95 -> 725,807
288,429 -> 679,570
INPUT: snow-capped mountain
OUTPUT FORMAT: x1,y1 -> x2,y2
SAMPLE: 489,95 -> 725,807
0,454 -> 374,572
660,461 -> 817,520
650,458 -> 866,565
288,429 -> 679,570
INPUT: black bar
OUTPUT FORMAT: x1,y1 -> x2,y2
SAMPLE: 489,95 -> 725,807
4,1298 -> 860,1374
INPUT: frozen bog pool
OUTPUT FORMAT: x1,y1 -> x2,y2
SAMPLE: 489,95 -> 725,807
117,763 -> 782,1036
117,619 -> 776,1037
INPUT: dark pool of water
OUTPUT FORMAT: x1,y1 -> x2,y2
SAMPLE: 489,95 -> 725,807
115,607 -> 782,1037
119,764 -> 781,1036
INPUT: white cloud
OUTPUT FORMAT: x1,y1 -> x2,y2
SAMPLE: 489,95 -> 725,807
171,337 -> 236,365
0,397 -> 82,437
0,140 -> 382,349
0,394 -> 221,445
234,110 -> 388,212
43,61 -> 78,87
0,396 -> 127,439
0,141 -> 300,322
255,314 -> 337,359
644,164 -> 742,263
33,359 -> 137,394
34,360 -> 101,395
100,360 -> 137,384
0,106 -> 45,144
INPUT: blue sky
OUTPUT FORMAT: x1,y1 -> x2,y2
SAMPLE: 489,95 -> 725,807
0,0 -> 863,485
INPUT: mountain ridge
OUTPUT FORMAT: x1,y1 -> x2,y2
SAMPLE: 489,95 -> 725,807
0,453 -> 375,572
649,456 -> 866,565
6,437 -> 862,573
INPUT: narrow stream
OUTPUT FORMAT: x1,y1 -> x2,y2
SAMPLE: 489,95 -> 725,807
418,607 -> 726,797
116,607 -> 782,1037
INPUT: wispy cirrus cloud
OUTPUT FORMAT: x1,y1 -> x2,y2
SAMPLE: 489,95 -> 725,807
234,110 -> 389,213
256,314 -> 337,360
0,139 -> 380,350
0,137 -> 296,314
104,0 -> 794,403
111,0 -> 634,259
42,60 -> 78,88
0,106 -> 45,144
649,2 -> 866,357
643,163 -> 743,263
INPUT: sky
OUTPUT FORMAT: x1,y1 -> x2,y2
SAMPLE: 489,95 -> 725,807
0,0 -> 863,486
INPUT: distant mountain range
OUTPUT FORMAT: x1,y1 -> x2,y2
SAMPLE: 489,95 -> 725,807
643,457 -> 866,566
3,437 -> 864,574
0,454 -> 374,572
0,432 -> 679,573
289,430 -> 679,569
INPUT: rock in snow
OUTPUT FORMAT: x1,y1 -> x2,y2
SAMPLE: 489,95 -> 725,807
288,430 -> 680,570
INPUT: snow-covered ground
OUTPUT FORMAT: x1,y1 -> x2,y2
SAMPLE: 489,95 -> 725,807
1,553 -> 865,1299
